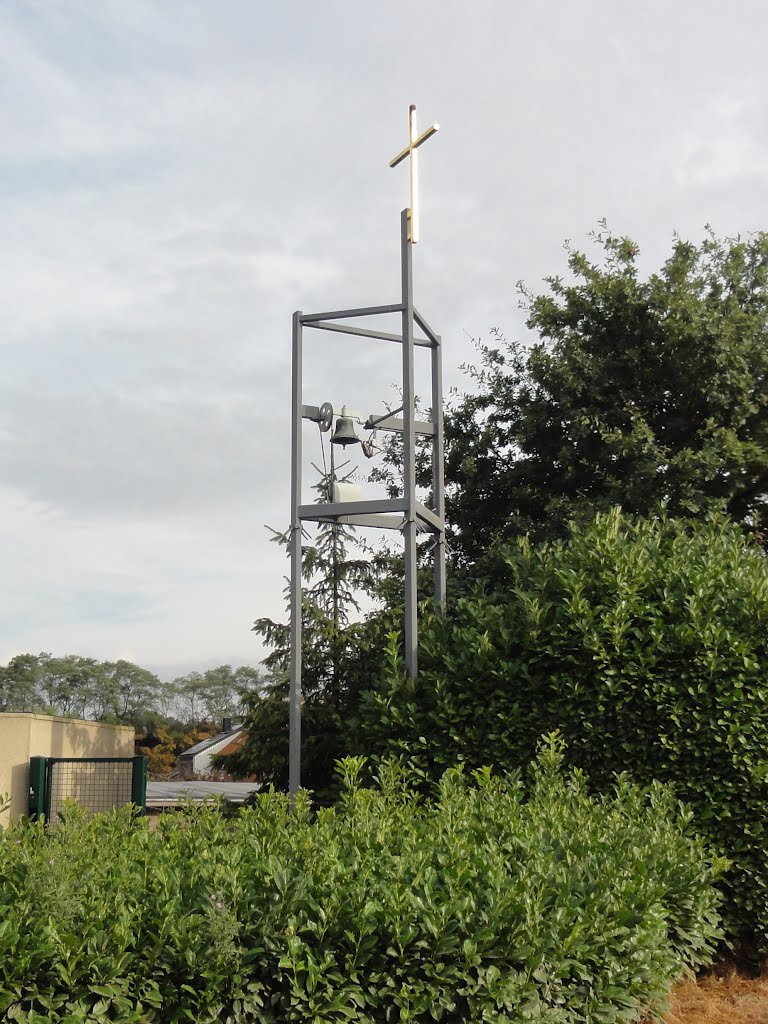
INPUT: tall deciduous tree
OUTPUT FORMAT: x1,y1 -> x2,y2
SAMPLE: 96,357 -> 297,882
0,652 -> 48,712
446,228 -> 768,560
170,671 -> 208,726
37,655 -> 105,719
172,664 -> 261,727
0,652 -> 261,729
99,660 -> 163,723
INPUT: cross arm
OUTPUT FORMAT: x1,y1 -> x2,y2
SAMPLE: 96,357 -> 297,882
388,123 -> 440,167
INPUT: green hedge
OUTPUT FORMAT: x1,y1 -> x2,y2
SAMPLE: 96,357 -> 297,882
0,741 -> 722,1023
360,510 -> 768,949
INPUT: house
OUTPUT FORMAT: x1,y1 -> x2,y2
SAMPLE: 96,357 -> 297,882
176,719 -> 247,778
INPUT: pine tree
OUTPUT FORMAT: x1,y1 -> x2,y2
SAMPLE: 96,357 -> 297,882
220,462 -> 394,798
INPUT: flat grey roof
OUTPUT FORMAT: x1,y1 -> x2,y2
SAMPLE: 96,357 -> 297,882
146,781 -> 260,807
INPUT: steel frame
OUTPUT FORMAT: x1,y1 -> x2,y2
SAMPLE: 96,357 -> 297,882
288,209 -> 446,797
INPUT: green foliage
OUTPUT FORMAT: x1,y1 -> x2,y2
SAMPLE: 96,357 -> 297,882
226,466 -> 395,799
0,744 -> 723,1023
0,654 -> 261,730
171,665 -> 261,727
360,510 -> 768,948
223,617 -> 391,799
0,653 -> 167,725
446,227 -> 768,559
0,653 -> 47,713
98,660 -> 168,724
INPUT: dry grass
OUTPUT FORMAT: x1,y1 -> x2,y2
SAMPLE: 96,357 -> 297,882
658,964 -> 768,1024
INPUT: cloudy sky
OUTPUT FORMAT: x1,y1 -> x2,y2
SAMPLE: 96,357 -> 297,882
2,1 -> 766,677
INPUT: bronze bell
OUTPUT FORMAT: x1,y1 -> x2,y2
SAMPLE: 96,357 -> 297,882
331,413 -> 360,447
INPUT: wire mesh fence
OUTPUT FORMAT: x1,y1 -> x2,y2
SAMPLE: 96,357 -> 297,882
29,756 -> 147,822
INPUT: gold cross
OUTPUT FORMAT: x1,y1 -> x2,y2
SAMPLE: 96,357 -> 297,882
389,104 -> 439,244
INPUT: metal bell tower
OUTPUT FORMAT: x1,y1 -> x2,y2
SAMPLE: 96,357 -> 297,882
288,106 -> 445,798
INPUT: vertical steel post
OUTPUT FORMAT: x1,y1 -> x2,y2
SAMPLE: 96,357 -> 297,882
131,755 -> 148,814
431,336 -> 447,606
28,756 -> 46,820
44,758 -> 53,822
289,310 -> 303,799
401,210 -> 418,678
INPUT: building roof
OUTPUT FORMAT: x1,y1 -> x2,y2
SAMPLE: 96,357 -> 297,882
179,726 -> 244,759
217,731 -> 248,757
146,781 -> 260,807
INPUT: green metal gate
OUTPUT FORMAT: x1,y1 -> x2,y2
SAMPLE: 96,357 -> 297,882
28,756 -> 147,822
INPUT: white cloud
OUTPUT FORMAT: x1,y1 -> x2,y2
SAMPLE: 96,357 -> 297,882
674,93 -> 768,188
2,0 -> 768,670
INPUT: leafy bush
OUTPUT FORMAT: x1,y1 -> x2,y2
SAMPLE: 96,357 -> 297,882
0,741 -> 721,1023
360,510 -> 768,948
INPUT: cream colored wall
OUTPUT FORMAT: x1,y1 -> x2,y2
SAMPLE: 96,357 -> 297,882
0,715 -> 33,826
0,714 -> 134,825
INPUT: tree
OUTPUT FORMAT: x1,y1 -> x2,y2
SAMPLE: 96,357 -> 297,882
36,655 -> 105,719
445,227 -> 768,561
0,650 -> 263,731
359,510 -> 768,948
98,660 -> 163,724
138,724 -> 177,779
221,468 -> 395,798
199,664 -> 261,724
170,672 -> 208,727
0,652 -> 48,713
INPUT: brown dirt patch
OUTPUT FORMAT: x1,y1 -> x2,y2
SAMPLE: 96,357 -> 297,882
660,965 -> 768,1024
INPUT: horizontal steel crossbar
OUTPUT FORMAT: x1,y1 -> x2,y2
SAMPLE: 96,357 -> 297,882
305,319 -> 432,347
366,414 -> 435,436
312,513 -> 404,530
300,498 -> 444,535
298,498 -> 408,520
300,303 -> 403,324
